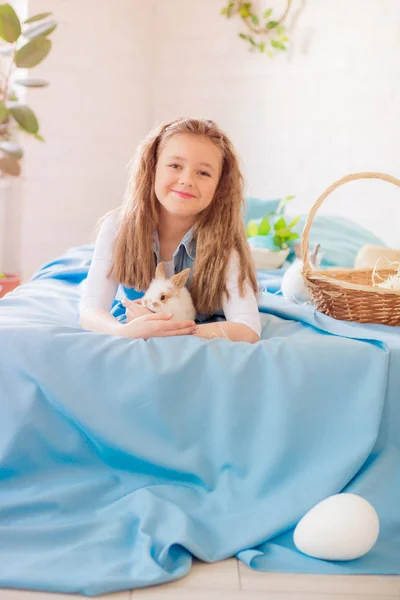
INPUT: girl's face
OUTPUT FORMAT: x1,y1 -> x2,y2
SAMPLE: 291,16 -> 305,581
154,133 -> 222,220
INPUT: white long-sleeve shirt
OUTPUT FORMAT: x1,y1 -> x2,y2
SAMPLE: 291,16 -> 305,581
80,212 -> 262,336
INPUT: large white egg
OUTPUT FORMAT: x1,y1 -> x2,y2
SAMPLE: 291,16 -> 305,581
293,493 -> 379,561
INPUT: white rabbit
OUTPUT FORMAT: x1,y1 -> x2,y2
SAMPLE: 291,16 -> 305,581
141,263 -> 196,321
281,244 -> 321,303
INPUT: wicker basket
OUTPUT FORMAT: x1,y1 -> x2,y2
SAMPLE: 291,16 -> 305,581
301,172 -> 400,326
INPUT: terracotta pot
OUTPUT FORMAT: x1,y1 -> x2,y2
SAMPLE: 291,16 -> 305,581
0,273 -> 21,298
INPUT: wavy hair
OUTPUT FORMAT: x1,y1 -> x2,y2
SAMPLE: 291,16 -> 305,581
109,118 -> 257,314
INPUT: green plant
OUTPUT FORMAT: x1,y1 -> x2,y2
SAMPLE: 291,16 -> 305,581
246,195 -> 300,249
221,0 -> 291,57
0,4 -> 56,176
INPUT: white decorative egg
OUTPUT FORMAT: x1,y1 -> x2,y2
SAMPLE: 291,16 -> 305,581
293,493 -> 379,561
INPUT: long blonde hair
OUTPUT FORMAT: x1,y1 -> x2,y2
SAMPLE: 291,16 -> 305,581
109,118 -> 257,314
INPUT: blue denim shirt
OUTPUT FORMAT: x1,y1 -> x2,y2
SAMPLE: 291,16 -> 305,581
111,229 -> 223,324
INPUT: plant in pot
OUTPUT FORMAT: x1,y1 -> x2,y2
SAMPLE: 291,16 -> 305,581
246,195 -> 300,269
0,4 -> 56,296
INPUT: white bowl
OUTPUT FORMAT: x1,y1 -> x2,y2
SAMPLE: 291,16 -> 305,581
251,247 -> 290,270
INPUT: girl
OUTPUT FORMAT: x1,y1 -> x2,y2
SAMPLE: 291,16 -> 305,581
80,118 -> 261,343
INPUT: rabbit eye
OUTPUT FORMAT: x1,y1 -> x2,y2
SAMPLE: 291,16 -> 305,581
160,294 -> 166,301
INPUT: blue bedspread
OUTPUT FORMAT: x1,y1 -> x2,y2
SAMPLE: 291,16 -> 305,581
0,246 -> 399,595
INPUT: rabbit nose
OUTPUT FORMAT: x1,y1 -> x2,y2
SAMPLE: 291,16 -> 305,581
144,299 -> 155,311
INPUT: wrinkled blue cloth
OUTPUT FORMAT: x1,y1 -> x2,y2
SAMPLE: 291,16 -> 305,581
0,246 -> 399,596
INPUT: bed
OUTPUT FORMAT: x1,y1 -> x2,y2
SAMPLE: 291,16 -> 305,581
0,243 -> 399,595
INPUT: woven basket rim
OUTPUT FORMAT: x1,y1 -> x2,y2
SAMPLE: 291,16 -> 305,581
300,173 -> 400,307
305,268 -> 400,295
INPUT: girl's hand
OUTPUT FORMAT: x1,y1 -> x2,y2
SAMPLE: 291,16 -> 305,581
122,298 -> 152,321
121,312 -> 198,340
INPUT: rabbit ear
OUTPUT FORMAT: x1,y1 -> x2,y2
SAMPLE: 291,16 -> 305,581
311,243 -> 320,266
170,268 -> 191,289
155,262 -> 166,280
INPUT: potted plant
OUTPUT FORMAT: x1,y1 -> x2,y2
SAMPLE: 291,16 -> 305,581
246,195 -> 300,269
0,4 -> 56,296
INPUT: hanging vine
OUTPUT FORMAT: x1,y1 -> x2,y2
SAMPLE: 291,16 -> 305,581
221,1 -> 292,57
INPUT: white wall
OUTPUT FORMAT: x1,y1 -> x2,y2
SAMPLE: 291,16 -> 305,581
152,0 -> 400,244
17,0 -> 156,278
10,0 -> 400,279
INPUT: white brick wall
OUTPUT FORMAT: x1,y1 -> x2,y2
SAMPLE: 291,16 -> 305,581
7,0 -> 400,279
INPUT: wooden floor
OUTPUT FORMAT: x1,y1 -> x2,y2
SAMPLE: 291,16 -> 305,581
1,559 -> 399,600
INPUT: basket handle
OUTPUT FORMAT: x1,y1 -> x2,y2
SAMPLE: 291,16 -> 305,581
301,172 -> 400,274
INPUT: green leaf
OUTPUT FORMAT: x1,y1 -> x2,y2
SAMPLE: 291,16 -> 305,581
221,4 -> 235,17
276,198 -> 286,215
15,37 -> 51,68
9,103 -> 39,134
239,32 -> 247,39
0,3 -> 21,42
23,20 -> 57,40
281,35 -> 289,42
258,216 -> 271,235
251,14 -> 259,25
259,42 -> 265,52
288,215 -> 300,229
273,234 -> 283,249
0,140 -> 23,158
24,12 -> 52,24
287,232 -> 299,241
16,124 -> 44,140
285,195 -> 295,201
275,228 -> 290,238
271,39 -> 286,50
0,155 -> 20,176
14,77 -> 49,87
263,8 -> 272,19
0,100 -> 7,123
267,49 -> 273,58
248,35 -> 256,46
276,25 -> 285,35
274,217 -> 286,231
266,20 -> 278,29
246,220 -> 259,238
239,6 -> 251,18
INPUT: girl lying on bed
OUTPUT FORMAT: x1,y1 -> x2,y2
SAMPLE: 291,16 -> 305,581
79,118 -> 261,343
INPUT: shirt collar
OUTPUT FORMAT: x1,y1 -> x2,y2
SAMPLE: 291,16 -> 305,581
153,228 -> 196,261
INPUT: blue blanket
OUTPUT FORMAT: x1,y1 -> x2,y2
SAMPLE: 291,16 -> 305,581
0,246 -> 399,595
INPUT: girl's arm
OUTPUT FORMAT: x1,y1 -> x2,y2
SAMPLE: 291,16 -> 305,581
193,251 -> 261,343
80,307 -> 126,336
79,212 -> 121,332
193,321 -> 260,343
81,307 -> 197,339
